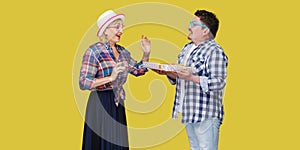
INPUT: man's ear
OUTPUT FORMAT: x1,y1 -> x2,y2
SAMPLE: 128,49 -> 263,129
203,28 -> 210,35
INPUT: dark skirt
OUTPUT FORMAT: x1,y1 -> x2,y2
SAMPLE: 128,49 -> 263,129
82,90 -> 129,150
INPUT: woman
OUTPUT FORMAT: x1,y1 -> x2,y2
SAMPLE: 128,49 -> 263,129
79,10 -> 151,150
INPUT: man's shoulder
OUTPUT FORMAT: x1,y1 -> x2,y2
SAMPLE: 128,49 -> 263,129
207,41 -> 228,61
182,42 -> 193,49
206,40 -> 224,52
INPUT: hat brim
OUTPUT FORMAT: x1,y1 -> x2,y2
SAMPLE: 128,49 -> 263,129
97,14 -> 125,37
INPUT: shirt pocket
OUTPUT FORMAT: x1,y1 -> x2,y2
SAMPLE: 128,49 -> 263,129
191,56 -> 206,76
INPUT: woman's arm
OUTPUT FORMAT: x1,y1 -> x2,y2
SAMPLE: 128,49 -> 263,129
91,62 -> 126,88
79,49 -> 98,90
79,48 -> 125,90
128,35 -> 151,77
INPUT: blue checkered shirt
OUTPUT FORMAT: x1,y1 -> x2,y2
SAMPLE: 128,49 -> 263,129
169,39 -> 228,124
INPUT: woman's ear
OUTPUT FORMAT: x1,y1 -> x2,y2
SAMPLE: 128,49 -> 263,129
103,29 -> 110,36
104,31 -> 108,36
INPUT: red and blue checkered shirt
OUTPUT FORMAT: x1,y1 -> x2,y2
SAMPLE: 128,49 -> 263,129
79,42 -> 148,102
169,39 -> 228,124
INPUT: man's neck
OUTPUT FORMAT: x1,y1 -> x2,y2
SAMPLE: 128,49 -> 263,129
193,37 -> 211,46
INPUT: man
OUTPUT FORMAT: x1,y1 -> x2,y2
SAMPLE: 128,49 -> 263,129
153,10 -> 228,150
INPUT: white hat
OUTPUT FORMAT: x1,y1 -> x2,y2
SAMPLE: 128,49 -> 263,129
96,10 -> 125,37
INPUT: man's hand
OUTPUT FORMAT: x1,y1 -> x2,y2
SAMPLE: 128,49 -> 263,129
151,69 -> 167,75
176,69 -> 200,84
151,69 -> 177,80
176,69 -> 192,81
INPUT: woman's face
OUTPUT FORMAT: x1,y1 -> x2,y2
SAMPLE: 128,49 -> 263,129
104,19 -> 124,44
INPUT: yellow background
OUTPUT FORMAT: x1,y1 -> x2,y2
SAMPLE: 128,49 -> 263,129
1,0 -> 300,149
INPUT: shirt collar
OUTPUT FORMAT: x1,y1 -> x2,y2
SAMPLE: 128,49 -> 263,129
102,42 -> 124,52
192,39 -> 214,48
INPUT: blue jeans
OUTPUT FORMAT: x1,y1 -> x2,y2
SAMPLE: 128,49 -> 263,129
186,118 -> 221,150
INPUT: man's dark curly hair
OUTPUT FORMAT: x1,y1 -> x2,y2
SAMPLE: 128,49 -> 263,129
194,10 -> 219,38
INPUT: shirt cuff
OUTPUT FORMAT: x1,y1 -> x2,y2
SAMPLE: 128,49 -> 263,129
89,78 -> 97,90
200,76 -> 209,92
138,61 -> 148,72
167,75 -> 176,85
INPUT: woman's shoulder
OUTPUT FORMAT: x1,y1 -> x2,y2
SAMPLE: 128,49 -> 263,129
81,42 -> 106,58
88,42 -> 105,52
116,44 -> 126,50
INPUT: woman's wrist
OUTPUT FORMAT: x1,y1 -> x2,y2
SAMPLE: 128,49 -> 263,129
108,76 -> 113,82
142,53 -> 150,62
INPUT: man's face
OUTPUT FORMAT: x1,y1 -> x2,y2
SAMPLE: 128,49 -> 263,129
104,19 -> 124,43
188,16 -> 207,42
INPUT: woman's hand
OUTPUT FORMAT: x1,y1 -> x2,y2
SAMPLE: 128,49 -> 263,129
141,35 -> 151,61
111,62 -> 126,81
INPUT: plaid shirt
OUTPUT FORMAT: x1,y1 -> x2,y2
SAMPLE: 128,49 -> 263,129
79,42 -> 147,103
170,39 -> 228,124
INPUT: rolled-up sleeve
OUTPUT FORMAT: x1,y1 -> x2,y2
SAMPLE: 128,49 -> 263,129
205,49 -> 228,91
79,48 -> 98,90
129,60 -> 148,77
167,76 -> 176,85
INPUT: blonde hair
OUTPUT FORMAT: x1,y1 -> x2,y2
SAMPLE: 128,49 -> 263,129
98,33 -> 108,43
